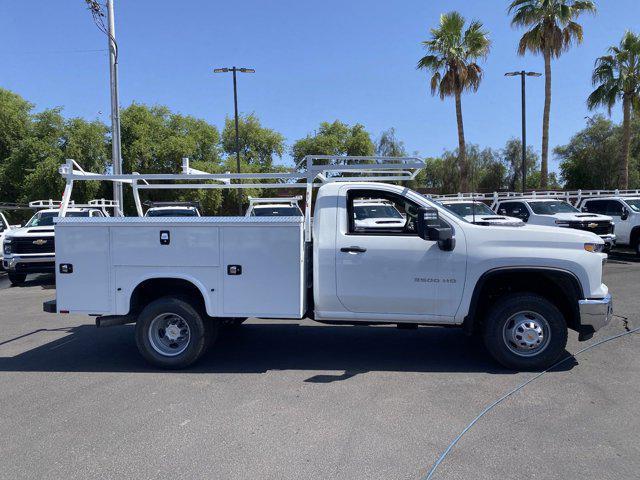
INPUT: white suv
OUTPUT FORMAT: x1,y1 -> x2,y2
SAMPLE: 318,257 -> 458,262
578,196 -> 640,255
494,198 -> 616,251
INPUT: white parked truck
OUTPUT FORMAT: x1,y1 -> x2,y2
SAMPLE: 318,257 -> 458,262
245,197 -> 303,217
43,157 -> 612,371
144,201 -> 201,218
3,199 -> 118,285
0,209 -> 23,265
432,197 -> 524,226
574,190 -> 640,255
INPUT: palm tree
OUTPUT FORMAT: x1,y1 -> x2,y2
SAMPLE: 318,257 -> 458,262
417,12 -> 490,191
509,0 -> 596,189
588,31 -> 640,189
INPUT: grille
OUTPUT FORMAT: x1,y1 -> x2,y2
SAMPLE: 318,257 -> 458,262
565,221 -> 614,236
13,237 -> 55,254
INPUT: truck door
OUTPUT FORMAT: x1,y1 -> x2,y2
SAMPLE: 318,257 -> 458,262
334,187 -> 466,318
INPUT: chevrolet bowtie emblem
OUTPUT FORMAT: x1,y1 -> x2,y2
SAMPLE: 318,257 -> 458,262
587,223 -> 598,229
33,239 -> 47,245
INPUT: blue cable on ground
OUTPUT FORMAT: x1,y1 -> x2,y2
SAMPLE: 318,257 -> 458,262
422,323 -> 640,480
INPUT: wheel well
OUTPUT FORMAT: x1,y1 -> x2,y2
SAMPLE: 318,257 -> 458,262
129,278 -> 206,317
465,269 -> 582,334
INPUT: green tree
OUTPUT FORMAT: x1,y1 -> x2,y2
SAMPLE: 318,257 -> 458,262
509,0 -> 596,189
501,138 -> 539,191
0,89 -> 32,163
417,11 -> 491,191
376,128 -> 407,157
0,108 -> 66,204
119,103 -> 223,213
557,115 -> 640,189
292,120 -> 375,165
221,113 -> 285,170
587,31 -> 640,189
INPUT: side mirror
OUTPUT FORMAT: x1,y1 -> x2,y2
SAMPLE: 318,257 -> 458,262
581,205 -> 589,212
417,207 -> 455,251
621,207 -> 629,221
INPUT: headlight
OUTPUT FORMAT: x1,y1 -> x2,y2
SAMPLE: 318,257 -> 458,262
584,242 -> 604,253
3,240 -> 11,255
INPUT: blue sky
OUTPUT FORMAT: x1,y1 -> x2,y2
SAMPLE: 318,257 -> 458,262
1,0 -> 638,172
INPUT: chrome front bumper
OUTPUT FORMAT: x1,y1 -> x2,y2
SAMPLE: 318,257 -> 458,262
2,254 -> 55,273
600,234 -> 616,248
579,293 -> 613,335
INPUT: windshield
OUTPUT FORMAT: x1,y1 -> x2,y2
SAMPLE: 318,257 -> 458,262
625,199 -> 640,212
146,208 -> 198,217
528,201 -> 578,215
252,206 -> 302,217
25,211 -> 91,227
443,202 -> 495,217
353,205 -> 403,220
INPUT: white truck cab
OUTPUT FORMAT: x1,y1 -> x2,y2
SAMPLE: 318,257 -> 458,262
3,200 -> 115,285
577,195 -> 640,255
493,197 -> 616,251
245,197 -> 303,217
43,157 -> 613,371
437,199 -> 524,226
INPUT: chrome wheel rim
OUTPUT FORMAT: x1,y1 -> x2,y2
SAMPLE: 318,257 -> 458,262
502,311 -> 551,357
148,313 -> 191,357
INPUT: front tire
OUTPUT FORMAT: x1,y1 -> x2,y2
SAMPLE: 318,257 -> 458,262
8,272 -> 27,286
483,293 -> 567,371
135,296 -> 214,369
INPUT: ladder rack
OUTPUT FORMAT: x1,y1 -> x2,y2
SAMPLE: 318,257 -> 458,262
58,156 -> 425,241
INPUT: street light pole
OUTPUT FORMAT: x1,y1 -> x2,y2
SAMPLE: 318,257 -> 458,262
106,0 -> 123,215
214,67 -> 255,214
505,70 -> 541,193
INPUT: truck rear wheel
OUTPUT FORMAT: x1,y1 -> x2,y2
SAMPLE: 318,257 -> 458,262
483,293 -> 567,371
8,273 -> 26,286
135,296 -> 214,369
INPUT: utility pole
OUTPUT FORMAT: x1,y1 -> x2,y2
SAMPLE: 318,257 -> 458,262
505,71 -> 541,193
214,67 -> 255,214
107,0 -> 123,215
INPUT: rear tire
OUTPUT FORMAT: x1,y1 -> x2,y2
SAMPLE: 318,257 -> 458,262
8,273 -> 26,286
483,293 -> 567,371
135,296 -> 211,369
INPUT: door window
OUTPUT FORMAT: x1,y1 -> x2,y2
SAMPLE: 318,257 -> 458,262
605,200 -> 623,216
583,200 -> 608,214
347,189 -> 422,235
498,202 -> 529,221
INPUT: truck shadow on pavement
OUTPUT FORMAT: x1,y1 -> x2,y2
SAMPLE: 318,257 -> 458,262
0,322 -> 577,377
607,251 -> 640,264
0,273 -> 55,290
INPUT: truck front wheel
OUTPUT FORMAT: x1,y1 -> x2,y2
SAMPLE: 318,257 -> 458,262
8,273 -> 27,286
483,293 -> 568,371
135,296 -> 215,369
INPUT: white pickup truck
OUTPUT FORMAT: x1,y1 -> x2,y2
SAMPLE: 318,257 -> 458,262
575,192 -> 640,255
3,200 -> 118,285
44,157 -> 612,371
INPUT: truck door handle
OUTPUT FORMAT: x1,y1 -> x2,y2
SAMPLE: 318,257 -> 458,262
341,246 -> 366,253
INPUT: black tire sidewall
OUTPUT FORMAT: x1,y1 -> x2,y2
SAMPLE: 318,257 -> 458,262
8,273 -> 26,285
135,296 -> 208,369
483,293 -> 568,371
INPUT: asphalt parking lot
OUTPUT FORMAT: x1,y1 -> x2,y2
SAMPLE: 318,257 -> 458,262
0,253 -> 638,480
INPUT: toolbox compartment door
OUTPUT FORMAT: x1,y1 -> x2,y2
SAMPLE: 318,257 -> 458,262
55,225 -> 110,313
